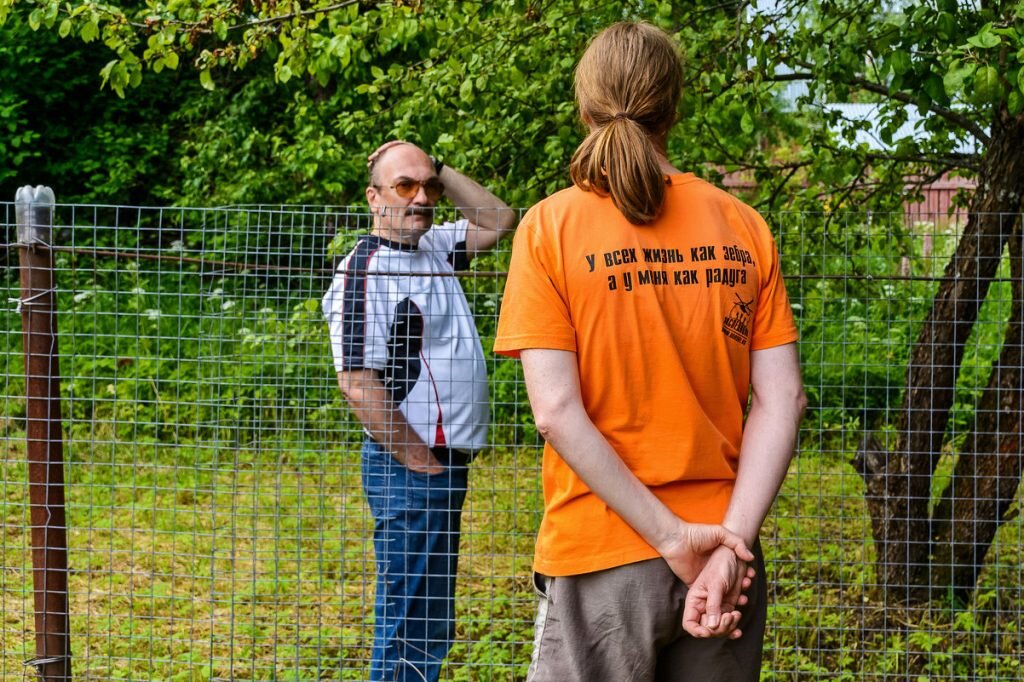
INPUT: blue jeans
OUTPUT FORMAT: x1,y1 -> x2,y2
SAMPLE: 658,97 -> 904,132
360,438 -> 469,682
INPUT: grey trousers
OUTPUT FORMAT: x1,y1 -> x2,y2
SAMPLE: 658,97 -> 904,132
526,543 -> 767,682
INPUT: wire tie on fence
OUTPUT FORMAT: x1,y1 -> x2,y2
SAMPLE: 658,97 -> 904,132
24,654 -> 71,674
17,235 -> 51,248
8,287 -> 57,314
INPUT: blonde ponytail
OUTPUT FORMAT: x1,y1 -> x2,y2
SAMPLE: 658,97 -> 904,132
571,22 -> 683,225
570,116 -> 665,225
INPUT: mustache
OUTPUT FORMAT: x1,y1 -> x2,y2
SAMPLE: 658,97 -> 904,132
381,205 -> 434,217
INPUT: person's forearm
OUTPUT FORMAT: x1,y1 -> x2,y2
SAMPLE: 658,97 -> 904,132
439,165 -> 516,233
354,403 -> 435,468
723,348 -> 806,544
521,348 -> 752,584
536,400 -> 690,554
722,404 -> 798,545
338,371 -> 440,472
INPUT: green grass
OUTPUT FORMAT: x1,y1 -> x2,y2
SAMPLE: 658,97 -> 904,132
3,432 -> 1021,680
1,438 -> 541,680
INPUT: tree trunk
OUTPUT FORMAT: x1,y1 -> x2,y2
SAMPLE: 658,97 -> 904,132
854,116 -> 1024,601
930,218 -> 1023,604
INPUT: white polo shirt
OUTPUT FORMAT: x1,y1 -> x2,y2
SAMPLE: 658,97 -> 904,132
323,220 -> 489,452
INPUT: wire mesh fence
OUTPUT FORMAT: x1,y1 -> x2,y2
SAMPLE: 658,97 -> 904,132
2,198 -> 1022,680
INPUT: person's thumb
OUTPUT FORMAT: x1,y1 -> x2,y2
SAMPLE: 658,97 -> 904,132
717,531 -> 755,562
682,589 -> 705,635
704,584 -> 723,630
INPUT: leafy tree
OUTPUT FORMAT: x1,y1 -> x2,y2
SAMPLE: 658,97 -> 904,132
762,0 -> 1023,605
0,11 -> 202,204
0,1 -> 609,205
0,1 -> 767,206
4,0 -> 1023,604
666,0 -> 1024,605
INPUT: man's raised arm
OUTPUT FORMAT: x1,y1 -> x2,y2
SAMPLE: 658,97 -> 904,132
437,164 -> 516,257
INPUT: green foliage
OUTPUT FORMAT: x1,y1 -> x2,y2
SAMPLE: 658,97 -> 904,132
0,11 -> 199,203
0,1 -> 845,208
783,212 -> 1013,436
0,1 -> 624,206
760,448 -> 1024,680
23,207 -> 342,447
786,214 -> 937,429
3,0 -> 1023,214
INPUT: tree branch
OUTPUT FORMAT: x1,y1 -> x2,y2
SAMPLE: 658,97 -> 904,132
764,72 -> 815,82
852,77 -> 990,145
127,0 -> 362,34
787,59 -> 991,145
762,164 -> 804,211
864,151 -> 980,173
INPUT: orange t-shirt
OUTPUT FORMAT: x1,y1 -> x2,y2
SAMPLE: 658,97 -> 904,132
493,174 -> 799,577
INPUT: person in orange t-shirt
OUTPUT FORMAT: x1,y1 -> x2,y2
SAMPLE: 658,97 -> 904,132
494,22 -> 806,682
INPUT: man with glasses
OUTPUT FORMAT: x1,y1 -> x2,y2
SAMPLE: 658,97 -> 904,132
323,140 -> 515,682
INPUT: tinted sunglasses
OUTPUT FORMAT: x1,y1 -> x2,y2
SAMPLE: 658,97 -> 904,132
377,178 -> 445,202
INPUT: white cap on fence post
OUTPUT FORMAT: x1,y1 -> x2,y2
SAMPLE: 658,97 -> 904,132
14,185 -> 56,246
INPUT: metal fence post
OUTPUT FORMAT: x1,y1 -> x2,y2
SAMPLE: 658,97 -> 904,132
15,186 -> 72,681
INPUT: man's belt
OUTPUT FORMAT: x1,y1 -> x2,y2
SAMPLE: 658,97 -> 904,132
431,446 -> 473,467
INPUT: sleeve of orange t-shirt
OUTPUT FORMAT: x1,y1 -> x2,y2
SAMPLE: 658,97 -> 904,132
493,207 -> 577,358
748,212 -> 799,351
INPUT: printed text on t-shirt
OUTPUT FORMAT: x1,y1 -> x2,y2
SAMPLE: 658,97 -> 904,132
585,243 -> 755,293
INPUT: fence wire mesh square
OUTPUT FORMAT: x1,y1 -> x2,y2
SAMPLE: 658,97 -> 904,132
2,202 -> 1022,680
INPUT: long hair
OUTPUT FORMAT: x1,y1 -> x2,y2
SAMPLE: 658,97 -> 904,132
569,22 -> 683,225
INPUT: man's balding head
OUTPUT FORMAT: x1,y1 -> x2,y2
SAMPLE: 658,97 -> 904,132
368,142 -> 433,187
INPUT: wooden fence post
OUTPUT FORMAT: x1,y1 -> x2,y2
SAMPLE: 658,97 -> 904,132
15,185 -> 72,681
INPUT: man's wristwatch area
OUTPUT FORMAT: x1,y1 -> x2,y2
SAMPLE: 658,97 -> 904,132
429,155 -> 445,175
